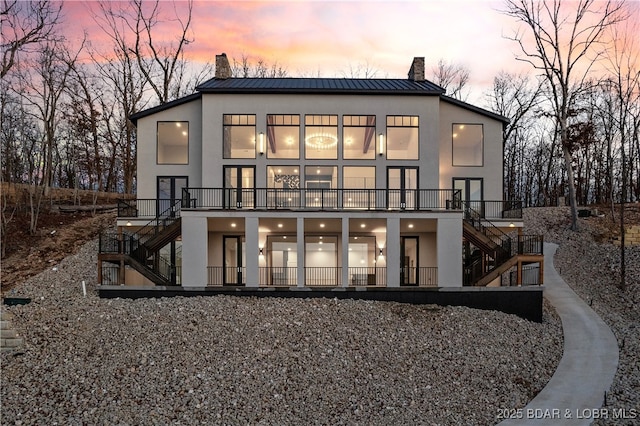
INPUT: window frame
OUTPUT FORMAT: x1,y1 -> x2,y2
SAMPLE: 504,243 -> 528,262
266,114 -> 301,159
157,121 -> 189,165
451,123 -> 484,167
223,114 -> 257,159
385,115 -> 420,160
342,115 -> 376,160
304,114 -> 339,160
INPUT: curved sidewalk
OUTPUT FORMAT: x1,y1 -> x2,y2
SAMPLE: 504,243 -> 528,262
500,243 -> 619,425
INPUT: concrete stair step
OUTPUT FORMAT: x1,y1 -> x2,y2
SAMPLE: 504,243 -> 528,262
1,328 -> 17,338
0,309 -> 23,352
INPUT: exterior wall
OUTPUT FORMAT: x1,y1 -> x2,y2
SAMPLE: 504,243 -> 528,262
132,85 -> 505,289
136,98 -> 203,199
201,94 -> 441,190
437,217 -> 463,286
438,100 -> 504,200
181,214 -> 208,287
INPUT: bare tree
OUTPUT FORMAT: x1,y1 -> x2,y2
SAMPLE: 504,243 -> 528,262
0,0 -> 62,78
231,53 -> 288,78
430,59 -> 470,101
503,0 -> 627,230
603,15 -> 640,291
486,72 -> 543,201
340,60 -> 384,79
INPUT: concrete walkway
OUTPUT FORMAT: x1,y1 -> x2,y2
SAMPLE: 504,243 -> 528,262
500,243 -> 619,426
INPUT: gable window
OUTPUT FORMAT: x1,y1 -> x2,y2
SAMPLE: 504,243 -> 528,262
223,114 -> 256,159
157,121 -> 188,164
267,115 -> 300,159
343,115 -> 376,160
452,124 -> 483,166
305,115 -> 338,159
386,116 -> 419,160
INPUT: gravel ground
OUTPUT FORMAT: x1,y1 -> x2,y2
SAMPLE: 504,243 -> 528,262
1,238 -> 562,425
524,206 -> 640,425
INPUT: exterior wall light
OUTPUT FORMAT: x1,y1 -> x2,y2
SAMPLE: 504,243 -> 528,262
126,221 -> 132,226
379,248 -> 384,256
259,132 -> 264,155
378,133 -> 384,156
259,247 -> 264,256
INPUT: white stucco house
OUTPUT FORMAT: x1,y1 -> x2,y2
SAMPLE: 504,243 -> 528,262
98,55 -> 543,290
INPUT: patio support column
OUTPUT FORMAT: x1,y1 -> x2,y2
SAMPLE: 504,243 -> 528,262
437,217 -> 463,287
386,217 -> 400,287
245,216 -> 259,287
182,215 -> 207,287
341,218 -> 349,287
297,217 -> 305,288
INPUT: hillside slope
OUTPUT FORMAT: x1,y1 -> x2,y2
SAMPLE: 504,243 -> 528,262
524,206 -> 639,423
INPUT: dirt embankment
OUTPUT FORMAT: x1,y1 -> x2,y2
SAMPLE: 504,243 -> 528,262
1,184 -> 128,292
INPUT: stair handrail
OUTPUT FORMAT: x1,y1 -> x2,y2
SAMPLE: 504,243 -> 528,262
463,203 -> 513,254
463,202 -> 515,285
128,199 -> 182,245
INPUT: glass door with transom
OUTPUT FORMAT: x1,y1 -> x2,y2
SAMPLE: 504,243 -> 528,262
387,167 -> 418,209
224,166 -> 255,209
453,178 -> 483,216
224,236 -> 246,285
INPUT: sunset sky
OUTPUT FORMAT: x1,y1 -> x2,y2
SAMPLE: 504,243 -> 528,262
60,0 -> 638,104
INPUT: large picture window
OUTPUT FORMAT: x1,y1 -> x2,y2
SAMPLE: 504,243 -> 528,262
305,115 -> 338,159
157,121 -> 188,164
452,124 -> 483,166
267,115 -> 300,159
386,116 -> 419,159
223,114 -> 256,159
343,115 -> 376,159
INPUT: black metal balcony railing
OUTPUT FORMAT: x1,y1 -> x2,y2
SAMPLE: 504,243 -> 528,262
207,266 -> 246,286
348,267 -> 387,286
304,267 -> 342,286
400,267 -> 438,286
182,188 -> 461,212
464,200 -> 523,220
259,267 -> 297,286
117,199 -> 164,218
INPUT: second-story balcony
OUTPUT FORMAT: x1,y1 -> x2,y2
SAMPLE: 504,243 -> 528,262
181,187 -> 461,212
117,192 -> 523,220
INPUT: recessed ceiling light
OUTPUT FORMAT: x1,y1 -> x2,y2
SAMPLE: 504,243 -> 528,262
318,248 -> 323,251
408,224 -> 414,228
277,169 -> 282,173
294,169 -> 298,173
278,223 -> 283,228
319,241 -> 323,245
320,223 -> 325,228
231,223 -> 236,228
360,223 -> 366,228
283,236 -> 287,239
319,236 -> 323,240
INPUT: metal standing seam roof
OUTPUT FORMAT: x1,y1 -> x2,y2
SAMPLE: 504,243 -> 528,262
195,77 -> 446,94
130,78 -> 509,125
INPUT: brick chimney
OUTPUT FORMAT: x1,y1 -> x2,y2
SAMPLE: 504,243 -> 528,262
408,57 -> 425,82
215,53 -> 231,79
